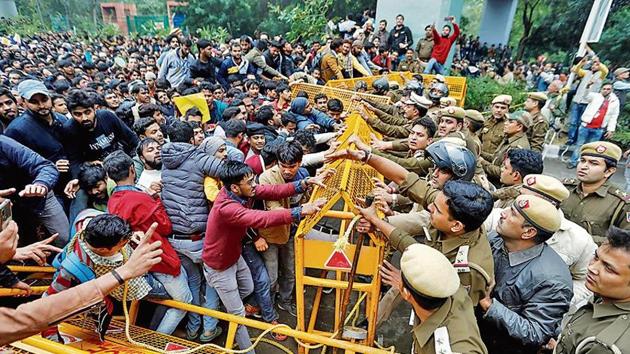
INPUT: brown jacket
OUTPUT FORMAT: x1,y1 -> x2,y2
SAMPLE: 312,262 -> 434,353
320,52 -> 344,82
257,165 -> 309,244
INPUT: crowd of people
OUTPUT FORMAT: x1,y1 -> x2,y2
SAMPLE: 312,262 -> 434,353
0,9 -> 629,354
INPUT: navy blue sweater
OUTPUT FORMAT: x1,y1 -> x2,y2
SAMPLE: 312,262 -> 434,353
62,109 -> 140,178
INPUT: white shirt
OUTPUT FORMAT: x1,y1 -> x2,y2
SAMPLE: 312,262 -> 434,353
136,169 -> 162,193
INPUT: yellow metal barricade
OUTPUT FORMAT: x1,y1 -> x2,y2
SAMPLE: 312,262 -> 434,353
325,72 -> 413,90
294,112 -> 386,353
290,82 -> 390,112
325,71 -> 468,107
0,265 -> 55,297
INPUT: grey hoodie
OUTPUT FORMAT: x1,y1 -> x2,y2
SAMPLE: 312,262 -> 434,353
161,142 -> 223,235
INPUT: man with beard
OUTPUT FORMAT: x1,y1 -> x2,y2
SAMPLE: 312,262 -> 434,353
5,80 -> 69,175
63,89 -> 139,178
135,138 -> 163,196
0,87 -> 19,133
76,162 -> 112,211
218,44 -> 256,90
424,17 -> 460,75
481,95 -> 512,156
158,36 -> 195,88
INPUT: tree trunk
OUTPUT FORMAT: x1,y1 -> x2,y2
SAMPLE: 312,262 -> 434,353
515,0 -> 539,60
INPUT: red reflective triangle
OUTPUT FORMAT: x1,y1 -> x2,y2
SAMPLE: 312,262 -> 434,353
165,342 -> 189,352
325,249 -> 352,270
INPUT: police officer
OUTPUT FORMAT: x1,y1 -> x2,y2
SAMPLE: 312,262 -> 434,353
491,149 -> 543,209
427,82 -> 448,122
554,226 -> 630,354
352,117 -> 436,176
480,110 -> 531,183
464,109 -> 492,191
479,195 -> 573,354
523,92 -> 548,153
361,92 -> 431,139
518,174 -> 597,309
561,141 -> 629,245
380,243 -> 488,354
481,94 -> 512,156
486,174 -> 598,309
330,145 -> 495,307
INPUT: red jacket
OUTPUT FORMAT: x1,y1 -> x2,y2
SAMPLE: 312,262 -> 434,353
203,184 -> 297,270
108,187 -> 181,276
431,23 -> 460,64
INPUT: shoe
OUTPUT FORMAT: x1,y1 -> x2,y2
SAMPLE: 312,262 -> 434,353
245,304 -> 261,318
270,320 -> 287,341
199,327 -> 223,343
277,302 -> 297,317
185,328 -> 198,341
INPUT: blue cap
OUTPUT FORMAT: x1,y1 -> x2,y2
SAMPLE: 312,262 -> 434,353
17,79 -> 49,100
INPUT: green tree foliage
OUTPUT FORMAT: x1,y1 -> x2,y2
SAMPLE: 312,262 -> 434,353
510,0 -> 629,66
464,77 -> 527,112
269,0 -> 333,42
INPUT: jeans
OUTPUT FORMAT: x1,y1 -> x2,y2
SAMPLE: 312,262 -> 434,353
567,102 -> 588,145
241,243 -> 278,322
151,267 -> 193,334
37,191 -> 70,247
423,58 -> 445,75
169,238 -> 220,334
261,237 -> 295,305
203,257 -> 254,354
569,127 -> 605,166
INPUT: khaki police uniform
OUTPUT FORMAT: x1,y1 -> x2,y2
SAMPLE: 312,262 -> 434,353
411,288 -> 488,354
480,95 -> 512,156
480,110 -> 531,181
392,173 -> 495,305
525,92 -> 549,153
555,300 -> 630,354
561,142 -> 630,244
492,184 -> 522,208
399,244 -> 488,354
373,149 -> 432,177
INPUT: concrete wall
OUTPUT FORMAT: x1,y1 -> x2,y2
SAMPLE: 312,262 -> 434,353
375,0 -> 464,71
375,0 -> 459,47
0,0 -> 18,18
478,0 -> 518,45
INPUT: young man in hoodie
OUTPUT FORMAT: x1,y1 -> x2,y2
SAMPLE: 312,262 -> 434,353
160,120 -> 224,342
289,97 -> 341,132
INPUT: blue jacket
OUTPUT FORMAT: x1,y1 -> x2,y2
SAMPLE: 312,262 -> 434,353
4,110 -> 68,164
290,97 -> 336,131
217,57 -> 256,89
0,135 -> 59,210
480,231 -> 573,354
160,142 -> 223,235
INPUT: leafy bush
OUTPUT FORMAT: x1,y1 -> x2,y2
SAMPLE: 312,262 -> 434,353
464,77 -> 527,112
269,0 -> 333,42
610,100 -> 630,150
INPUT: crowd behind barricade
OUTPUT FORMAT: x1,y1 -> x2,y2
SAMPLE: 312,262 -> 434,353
0,9 -> 629,354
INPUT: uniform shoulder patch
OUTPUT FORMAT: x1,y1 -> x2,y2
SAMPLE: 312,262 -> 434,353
608,187 -> 628,202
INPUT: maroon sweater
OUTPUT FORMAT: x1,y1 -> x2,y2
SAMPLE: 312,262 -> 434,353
203,184 -> 298,270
